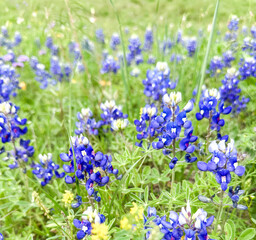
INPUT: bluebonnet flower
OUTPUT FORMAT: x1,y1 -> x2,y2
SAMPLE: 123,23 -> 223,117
197,139 -> 245,191
160,38 -> 173,55
75,108 -> 100,136
228,15 -> 239,31
251,25 -> 256,39
222,51 -> 235,67
0,62 -> 20,102
242,25 -> 248,36
0,102 -> 34,169
241,37 -> 255,52
134,104 -> 158,148
228,186 -> 247,209
98,100 -> 128,130
14,32 -> 22,46
71,195 -> 83,208
151,92 -> 197,168
1,26 -> 8,38
135,54 -> 144,65
60,135 -> 121,201
196,88 -> 232,135
110,33 -> 120,50
127,34 -> 142,64
130,67 -> 141,77
0,102 -> 27,143
142,62 -> 176,102
111,118 -> 129,132
219,68 -> 250,114
144,201 -> 214,240
0,26 -> 20,49
0,233 -> 3,240
32,153 -> 65,186
44,36 -> 59,56
81,36 -> 94,52
177,29 -> 183,44
69,42 -> 81,60
208,56 -> 224,76
45,36 -> 53,49
239,56 -> 256,80
50,56 -> 72,81
144,27 -> 153,51
186,37 -> 197,57
170,54 -> 185,64
100,55 -> 120,74
95,29 -> 105,45
73,206 -> 105,239
30,57 -> 56,89
147,55 -> 156,64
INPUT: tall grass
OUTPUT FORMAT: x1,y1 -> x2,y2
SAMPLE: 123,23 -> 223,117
196,0 -> 220,106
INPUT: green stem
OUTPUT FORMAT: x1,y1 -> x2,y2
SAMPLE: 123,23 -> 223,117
214,191 -> 224,235
171,106 -> 176,187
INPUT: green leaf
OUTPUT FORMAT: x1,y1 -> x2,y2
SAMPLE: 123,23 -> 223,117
238,228 -> 256,240
224,222 -> 232,240
226,219 -> 236,239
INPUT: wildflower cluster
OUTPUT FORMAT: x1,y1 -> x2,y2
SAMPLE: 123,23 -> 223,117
100,55 -> 120,74
0,102 -> 34,169
60,135 -> 122,202
224,15 -> 239,41
68,41 -> 85,72
144,201 -> 214,240
142,62 -> 176,102
144,27 -> 154,51
32,153 -> 65,186
75,100 -> 128,136
239,56 -> 256,80
135,91 -> 198,169
127,34 -> 143,65
95,29 -> 105,45
196,88 -> 232,138
110,33 -> 120,50
197,139 -> 245,191
30,56 -> 56,89
73,206 -> 107,239
219,68 -> 250,114
185,37 -> 197,57
0,26 -> 22,49
0,61 -> 20,102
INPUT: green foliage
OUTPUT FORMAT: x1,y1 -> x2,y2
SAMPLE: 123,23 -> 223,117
0,0 -> 256,239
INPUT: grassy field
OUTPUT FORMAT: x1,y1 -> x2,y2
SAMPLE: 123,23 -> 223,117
0,0 -> 256,239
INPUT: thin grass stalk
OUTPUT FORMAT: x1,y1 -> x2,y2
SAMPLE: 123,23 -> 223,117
195,0 -> 220,106
109,0 -> 129,114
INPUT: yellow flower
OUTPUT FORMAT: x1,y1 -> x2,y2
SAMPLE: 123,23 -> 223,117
91,222 -> 108,240
62,190 -> 74,206
139,108 -> 143,118
130,202 -> 139,215
99,80 -> 111,86
71,79 -> 77,84
19,81 -> 26,90
120,217 -> 132,230
130,202 -> 144,222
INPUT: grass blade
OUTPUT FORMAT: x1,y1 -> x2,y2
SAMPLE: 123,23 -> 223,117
109,0 -> 130,114
196,0 -> 220,105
